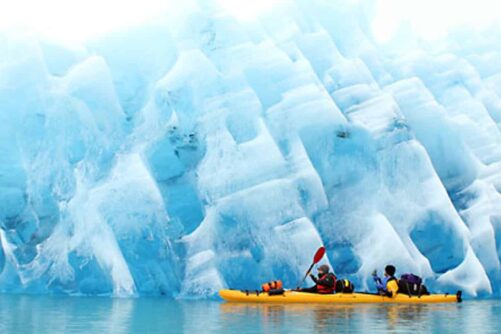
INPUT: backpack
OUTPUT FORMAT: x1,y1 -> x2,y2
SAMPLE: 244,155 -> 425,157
335,279 -> 355,293
398,274 -> 429,296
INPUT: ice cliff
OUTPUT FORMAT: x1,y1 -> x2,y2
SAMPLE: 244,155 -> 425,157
0,0 -> 500,297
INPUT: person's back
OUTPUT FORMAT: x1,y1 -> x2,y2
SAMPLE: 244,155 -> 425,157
385,273 -> 399,297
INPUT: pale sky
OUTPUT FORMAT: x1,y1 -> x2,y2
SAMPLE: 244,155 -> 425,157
372,0 -> 501,42
0,0 -> 501,44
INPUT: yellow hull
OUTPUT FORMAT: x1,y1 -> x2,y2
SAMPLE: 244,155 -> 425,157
219,290 -> 461,304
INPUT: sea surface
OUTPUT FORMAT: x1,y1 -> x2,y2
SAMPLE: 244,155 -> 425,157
0,295 -> 499,333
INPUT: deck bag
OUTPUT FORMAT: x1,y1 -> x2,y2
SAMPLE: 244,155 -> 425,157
261,280 -> 283,292
268,288 -> 285,296
335,279 -> 355,293
398,274 -> 429,296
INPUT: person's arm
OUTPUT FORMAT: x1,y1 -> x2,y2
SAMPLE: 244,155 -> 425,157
386,280 -> 399,297
373,275 -> 384,290
372,271 -> 383,288
375,279 -> 384,290
309,273 -> 318,283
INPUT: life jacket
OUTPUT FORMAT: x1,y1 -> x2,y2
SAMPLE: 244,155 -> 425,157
385,276 -> 399,297
317,273 -> 336,294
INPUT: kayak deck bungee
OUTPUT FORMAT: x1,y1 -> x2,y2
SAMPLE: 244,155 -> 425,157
219,289 -> 462,304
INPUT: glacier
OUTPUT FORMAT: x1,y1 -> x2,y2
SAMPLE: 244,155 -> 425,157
0,0 -> 501,298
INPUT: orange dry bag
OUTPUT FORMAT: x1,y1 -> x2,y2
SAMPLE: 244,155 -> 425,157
261,280 -> 283,292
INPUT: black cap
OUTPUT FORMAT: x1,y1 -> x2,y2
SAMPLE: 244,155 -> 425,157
385,265 -> 396,276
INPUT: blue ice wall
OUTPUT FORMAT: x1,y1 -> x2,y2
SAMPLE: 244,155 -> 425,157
0,0 -> 500,297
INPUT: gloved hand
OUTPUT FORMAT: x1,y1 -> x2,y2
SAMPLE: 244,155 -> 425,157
309,273 -> 315,279
371,270 -> 377,277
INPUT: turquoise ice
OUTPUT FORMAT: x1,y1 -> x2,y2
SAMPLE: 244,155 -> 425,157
0,0 -> 500,297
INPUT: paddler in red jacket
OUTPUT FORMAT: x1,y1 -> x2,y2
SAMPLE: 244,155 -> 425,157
300,264 -> 337,294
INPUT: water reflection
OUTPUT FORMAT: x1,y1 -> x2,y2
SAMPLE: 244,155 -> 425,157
0,295 -> 499,333
218,302 -> 493,334
220,303 -> 357,333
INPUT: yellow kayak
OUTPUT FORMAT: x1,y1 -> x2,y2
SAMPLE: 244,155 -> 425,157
219,290 -> 462,304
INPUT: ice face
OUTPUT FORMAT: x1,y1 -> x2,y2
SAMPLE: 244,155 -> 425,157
0,0 -> 500,297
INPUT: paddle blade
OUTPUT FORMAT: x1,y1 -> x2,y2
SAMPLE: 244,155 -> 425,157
313,246 -> 326,264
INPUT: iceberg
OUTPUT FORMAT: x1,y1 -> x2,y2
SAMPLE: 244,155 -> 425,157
0,0 -> 500,297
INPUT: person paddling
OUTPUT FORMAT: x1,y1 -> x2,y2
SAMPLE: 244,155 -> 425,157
300,264 -> 337,294
372,265 -> 399,297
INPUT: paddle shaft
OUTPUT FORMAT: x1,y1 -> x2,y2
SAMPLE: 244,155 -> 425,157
296,246 -> 325,289
297,263 -> 315,289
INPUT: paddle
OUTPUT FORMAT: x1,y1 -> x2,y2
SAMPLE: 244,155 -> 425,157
296,246 -> 326,289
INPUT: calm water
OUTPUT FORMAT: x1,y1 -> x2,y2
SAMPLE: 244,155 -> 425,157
0,295 -> 499,333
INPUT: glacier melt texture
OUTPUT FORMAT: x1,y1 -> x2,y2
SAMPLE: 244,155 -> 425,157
1,0 -> 501,298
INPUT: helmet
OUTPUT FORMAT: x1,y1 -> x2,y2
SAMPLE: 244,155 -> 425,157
318,264 -> 330,274
385,265 -> 396,276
